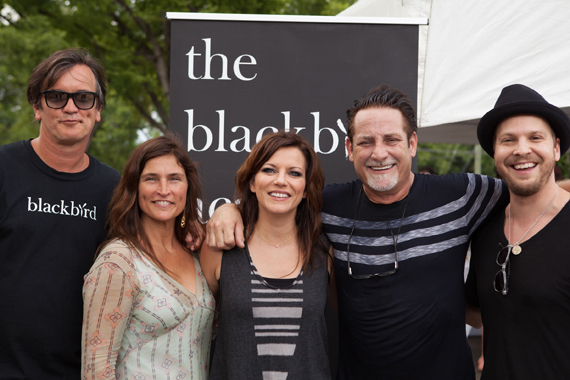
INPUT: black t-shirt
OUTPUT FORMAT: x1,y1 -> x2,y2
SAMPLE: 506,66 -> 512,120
466,202 -> 570,380
322,173 -> 507,380
0,140 -> 119,379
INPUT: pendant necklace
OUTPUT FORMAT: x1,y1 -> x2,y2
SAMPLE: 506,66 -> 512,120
256,231 -> 297,248
508,185 -> 558,255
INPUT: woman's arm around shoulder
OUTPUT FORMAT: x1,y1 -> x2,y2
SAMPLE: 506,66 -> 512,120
199,243 -> 223,299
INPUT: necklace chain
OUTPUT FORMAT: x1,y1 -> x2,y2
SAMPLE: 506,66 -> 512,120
508,185 -> 558,255
346,185 -> 409,278
256,231 -> 296,248
387,194 -> 409,248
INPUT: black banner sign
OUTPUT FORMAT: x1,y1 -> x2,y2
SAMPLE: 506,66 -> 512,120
168,13 -> 420,219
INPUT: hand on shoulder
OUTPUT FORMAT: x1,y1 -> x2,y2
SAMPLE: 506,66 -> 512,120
205,203 -> 245,250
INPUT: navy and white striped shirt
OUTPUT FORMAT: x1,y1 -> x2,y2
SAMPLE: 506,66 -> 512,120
322,173 -> 507,380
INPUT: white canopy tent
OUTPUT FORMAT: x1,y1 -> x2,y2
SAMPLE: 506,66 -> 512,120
339,0 -> 570,145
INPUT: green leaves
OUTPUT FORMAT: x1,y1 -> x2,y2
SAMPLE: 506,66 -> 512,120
417,143 -> 496,176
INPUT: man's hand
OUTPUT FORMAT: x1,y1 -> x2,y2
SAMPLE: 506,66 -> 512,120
206,203 -> 245,250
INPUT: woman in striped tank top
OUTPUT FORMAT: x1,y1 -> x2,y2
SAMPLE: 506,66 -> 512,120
201,131 -> 335,380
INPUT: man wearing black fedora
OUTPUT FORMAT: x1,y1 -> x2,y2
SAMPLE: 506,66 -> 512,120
466,84 -> 570,379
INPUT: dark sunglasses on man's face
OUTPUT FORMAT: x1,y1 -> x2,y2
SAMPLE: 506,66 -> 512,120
42,90 -> 98,110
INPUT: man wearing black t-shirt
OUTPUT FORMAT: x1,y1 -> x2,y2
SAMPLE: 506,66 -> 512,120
0,48 -> 120,379
467,84 -> 570,380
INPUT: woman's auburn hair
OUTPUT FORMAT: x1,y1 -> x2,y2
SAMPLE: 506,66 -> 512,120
234,131 -> 327,272
97,134 -> 203,272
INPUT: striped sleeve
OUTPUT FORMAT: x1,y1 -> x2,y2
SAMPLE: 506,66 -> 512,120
81,243 -> 138,379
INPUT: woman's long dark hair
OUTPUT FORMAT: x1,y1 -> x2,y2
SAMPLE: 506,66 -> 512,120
97,134 -> 203,272
234,131 -> 327,272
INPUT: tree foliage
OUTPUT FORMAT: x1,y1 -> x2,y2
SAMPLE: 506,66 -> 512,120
417,143 -> 496,177
0,0 -> 356,170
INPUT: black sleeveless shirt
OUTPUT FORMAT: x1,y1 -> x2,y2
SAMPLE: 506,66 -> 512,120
210,245 -> 331,380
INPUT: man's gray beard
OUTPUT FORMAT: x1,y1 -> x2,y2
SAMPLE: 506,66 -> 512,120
496,159 -> 555,197
367,173 -> 399,192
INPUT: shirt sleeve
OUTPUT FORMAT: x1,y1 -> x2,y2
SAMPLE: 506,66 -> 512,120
81,247 -> 138,379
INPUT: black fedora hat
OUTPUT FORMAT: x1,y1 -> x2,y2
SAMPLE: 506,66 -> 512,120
477,84 -> 570,157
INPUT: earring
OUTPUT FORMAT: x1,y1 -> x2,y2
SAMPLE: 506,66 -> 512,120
180,213 -> 186,228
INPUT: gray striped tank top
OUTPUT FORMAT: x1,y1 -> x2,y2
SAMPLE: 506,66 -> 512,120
209,245 -> 331,380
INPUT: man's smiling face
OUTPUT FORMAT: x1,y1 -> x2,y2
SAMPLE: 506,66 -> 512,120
494,114 -> 560,197
346,107 -> 417,202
